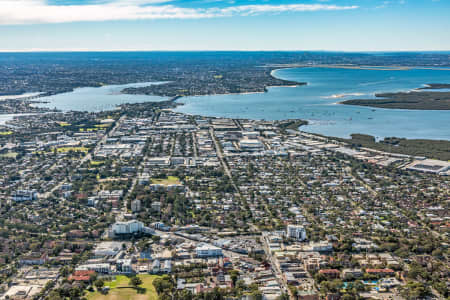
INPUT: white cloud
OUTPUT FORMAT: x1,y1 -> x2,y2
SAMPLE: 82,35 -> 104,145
0,0 -> 358,25
217,4 -> 358,16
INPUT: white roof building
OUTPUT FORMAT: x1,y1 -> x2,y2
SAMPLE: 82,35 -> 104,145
196,243 -> 223,257
112,220 -> 144,235
76,263 -> 111,274
93,241 -> 123,257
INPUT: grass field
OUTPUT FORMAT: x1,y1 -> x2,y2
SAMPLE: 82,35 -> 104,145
151,176 -> 181,186
90,160 -> 105,166
0,152 -> 18,158
86,275 -> 159,300
55,146 -> 89,153
0,131 -> 13,135
95,123 -> 112,128
79,128 -> 104,132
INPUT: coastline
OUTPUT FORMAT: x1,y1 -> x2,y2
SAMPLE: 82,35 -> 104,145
169,82 -> 303,104
339,89 -> 450,111
273,66 -> 450,111
4,64 -> 449,104
122,68 -> 306,99
268,64 -> 450,71
5,66 -> 450,138
12,63 -> 446,110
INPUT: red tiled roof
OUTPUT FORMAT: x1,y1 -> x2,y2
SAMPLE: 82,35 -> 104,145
69,275 -> 91,281
73,270 -> 95,276
69,270 -> 95,281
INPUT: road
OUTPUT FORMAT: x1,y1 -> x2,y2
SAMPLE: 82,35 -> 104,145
209,127 -> 240,194
261,234 -> 293,299
209,127 -> 232,178
192,132 -> 198,159
233,119 -> 244,131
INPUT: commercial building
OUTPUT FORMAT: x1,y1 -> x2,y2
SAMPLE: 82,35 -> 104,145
131,199 -> 141,212
112,220 -> 144,235
117,259 -> 133,274
239,139 -> 264,151
196,243 -> 223,257
287,225 -> 307,241
77,263 -> 111,274
93,241 -> 123,257
406,159 -> 450,175
12,190 -> 38,202
147,157 -> 171,166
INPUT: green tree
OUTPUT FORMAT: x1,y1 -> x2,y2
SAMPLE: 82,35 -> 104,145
45,290 -> 63,300
400,282 -> 430,299
153,276 -> 174,294
229,270 -> 239,287
276,293 -> 289,300
94,279 -> 104,290
250,290 -> 263,300
130,276 -> 143,288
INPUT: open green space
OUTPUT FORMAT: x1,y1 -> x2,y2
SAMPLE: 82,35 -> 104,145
0,152 -> 18,158
95,123 -> 112,128
55,146 -> 90,153
151,176 -> 181,186
90,160 -> 105,166
87,275 -> 159,300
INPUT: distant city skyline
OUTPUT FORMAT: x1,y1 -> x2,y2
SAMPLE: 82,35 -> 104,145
1,0 -> 449,51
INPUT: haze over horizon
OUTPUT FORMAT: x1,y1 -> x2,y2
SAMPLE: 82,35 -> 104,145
1,0 -> 449,52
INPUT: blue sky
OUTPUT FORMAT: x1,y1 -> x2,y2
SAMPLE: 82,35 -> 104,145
0,0 -> 449,51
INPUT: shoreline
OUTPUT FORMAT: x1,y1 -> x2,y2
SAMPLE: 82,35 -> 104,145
339,88 -> 450,111
337,100 -> 450,111
122,68 -> 306,99
4,66 -> 450,139
11,63 -> 447,107
4,64 -> 449,102
268,64 -> 450,71
172,84 -> 303,99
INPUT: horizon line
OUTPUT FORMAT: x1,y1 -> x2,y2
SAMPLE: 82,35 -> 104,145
1,49 -> 450,53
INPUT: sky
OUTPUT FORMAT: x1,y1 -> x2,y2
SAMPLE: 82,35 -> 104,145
0,0 -> 449,51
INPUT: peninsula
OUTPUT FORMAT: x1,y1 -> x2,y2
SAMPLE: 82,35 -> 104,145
122,67 -> 304,97
342,84 -> 450,110
418,83 -> 450,90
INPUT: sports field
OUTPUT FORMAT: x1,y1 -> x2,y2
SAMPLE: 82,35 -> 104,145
86,275 -> 159,300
